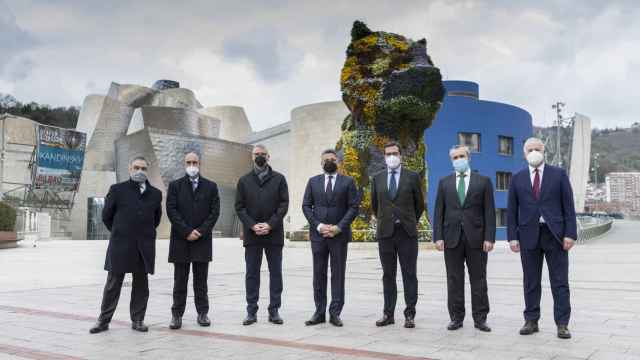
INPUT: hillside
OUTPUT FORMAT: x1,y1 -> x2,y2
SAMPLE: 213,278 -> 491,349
535,124 -> 640,183
0,93 -> 79,129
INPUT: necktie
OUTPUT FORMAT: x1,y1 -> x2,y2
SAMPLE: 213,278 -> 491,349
457,173 -> 466,205
389,170 -> 397,199
532,169 -> 540,200
140,184 -> 145,194
191,179 -> 198,192
326,175 -> 333,199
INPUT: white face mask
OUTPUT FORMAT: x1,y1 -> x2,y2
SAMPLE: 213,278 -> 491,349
526,150 -> 544,167
385,155 -> 401,169
186,165 -> 199,177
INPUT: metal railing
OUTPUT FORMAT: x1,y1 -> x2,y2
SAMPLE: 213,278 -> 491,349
577,216 -> 613,243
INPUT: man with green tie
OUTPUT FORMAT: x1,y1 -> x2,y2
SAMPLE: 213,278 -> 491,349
433,145 -> 496,332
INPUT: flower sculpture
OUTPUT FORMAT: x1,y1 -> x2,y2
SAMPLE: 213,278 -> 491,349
337,21 -> 445,240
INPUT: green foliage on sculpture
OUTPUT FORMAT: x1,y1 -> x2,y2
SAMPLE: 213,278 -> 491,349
337,21 -> 445,241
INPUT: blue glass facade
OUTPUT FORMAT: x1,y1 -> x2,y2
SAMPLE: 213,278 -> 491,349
424,80 -> 533,240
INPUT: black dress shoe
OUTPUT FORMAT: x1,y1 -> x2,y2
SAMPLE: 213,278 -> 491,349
268,311 -> 284,325
329,316 -> 343,327
557,325 -> 572,339
474,322 -> 491,332
197,313 -> 211,327
242,314 -> 257,326
132,321 -> 148,332
169,316 -> 182,330
404,317 -> 415,329
375,314 -> 395,327
305,313 -> 326,326
89,321 -> 109,334
519,320 -> 539,335
447,320 -> 463,331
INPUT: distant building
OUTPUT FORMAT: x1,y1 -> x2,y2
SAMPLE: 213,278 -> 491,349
605,172 -> 640,215
425,80 -> 533,240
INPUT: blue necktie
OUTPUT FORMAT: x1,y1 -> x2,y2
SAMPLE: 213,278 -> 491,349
389,170 -> 397,198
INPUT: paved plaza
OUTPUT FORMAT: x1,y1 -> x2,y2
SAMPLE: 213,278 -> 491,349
1,221 -> 639,360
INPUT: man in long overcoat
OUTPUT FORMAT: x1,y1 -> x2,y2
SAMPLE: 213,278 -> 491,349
90,156 -> 162,334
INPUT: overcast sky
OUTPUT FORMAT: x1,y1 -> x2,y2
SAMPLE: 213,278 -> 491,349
1,0 -> 638,131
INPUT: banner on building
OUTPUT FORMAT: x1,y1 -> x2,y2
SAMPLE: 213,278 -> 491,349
33,125 -> 86,191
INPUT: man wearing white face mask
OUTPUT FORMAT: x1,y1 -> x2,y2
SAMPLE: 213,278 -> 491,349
371,141 -> 425,329
90,156 -> 162,334
433,145 -> 495,332
166,151 -> 220,329
507,137 -> 577,339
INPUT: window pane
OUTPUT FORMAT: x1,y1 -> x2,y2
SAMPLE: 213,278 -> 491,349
499,136 -> 513,155
496,172 -> 512,191
458,132 -> 481,152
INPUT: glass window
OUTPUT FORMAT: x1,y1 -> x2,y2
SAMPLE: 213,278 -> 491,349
498,136 -> 513,155
87,197 -> 110,240
496,208 -> 508,227
458,132 -> 481,152
496,171 -> 512,191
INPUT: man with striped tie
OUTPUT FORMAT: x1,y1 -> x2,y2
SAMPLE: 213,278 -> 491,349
433,145 -> 496,332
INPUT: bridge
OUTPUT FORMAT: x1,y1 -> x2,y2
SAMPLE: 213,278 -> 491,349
0,221 -> 639,359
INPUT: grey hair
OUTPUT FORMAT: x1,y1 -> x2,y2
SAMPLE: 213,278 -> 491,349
129,156 -> 148,165
523,137 -> 545,153
449,145 -> 470,158
184,150 -> 201,160
253,144 -> 269,154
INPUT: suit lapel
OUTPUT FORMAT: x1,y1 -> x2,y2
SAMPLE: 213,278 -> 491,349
448,174 -> 462,208
462,172 -> 477,207
538,165 -> 551,201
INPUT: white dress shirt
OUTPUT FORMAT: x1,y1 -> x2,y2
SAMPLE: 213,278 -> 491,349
529,163 -> 545,223
139,182 -> 146,194
455,168 -> 471,197
323,173 -> 337,192
317,173 -> 338,233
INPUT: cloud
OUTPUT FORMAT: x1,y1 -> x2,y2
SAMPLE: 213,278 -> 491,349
1,0 -> 639,130
0,0 -> 38,79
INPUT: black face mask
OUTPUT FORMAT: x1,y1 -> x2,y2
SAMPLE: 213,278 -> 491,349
254,155 -> 267,167
323,161 -> 337,174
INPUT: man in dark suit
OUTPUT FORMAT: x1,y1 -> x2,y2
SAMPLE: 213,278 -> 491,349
507,137 -> 577,339
433,145 -> 495,332
302,149 -> 360,327
167,151 -> 220,330
235,144 -> 289,326
90,156 -> 162,334
371,141 -> 425,329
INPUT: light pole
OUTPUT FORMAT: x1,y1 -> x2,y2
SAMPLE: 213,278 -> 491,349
551,102 -> 566,167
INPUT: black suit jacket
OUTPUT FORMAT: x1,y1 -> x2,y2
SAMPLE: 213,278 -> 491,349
371,168 -> 425,239
433,172 -> 496,249
167,175 -> 220,263
102,179 -> 162,274
302,174 -> 360,242
235,166 -> 289,247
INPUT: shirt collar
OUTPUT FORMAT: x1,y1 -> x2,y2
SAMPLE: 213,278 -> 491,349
529,163 -> 545,174
388,165 -> 402,174
324,172 -> 337,178
456,169 -> 471,177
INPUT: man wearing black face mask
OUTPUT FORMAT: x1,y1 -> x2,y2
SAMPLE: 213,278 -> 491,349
302,149 -> 360,327
235,144 -> 289,326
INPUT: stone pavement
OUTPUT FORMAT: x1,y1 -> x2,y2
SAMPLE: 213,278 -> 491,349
1,221 -> 640,360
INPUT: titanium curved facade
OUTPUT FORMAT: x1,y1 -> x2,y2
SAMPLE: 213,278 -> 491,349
425,80 -> 533,240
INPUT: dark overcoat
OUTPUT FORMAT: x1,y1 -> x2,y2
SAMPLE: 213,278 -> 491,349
166,175 -> 220,263
102,179 -> 162,274
235,166 -> 289,247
